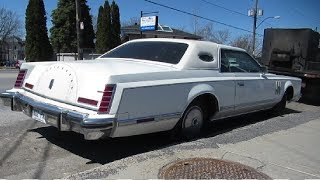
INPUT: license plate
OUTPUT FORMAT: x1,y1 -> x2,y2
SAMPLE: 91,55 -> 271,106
32,109 -> 46,124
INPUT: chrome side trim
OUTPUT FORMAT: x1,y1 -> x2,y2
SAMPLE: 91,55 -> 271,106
234,98 -> 279,111
220,105 -> 234,111
117,112 -> 181,127
0,91 -> 115,140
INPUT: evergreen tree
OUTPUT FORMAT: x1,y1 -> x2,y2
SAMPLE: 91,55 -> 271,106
95,0 -> 112,53
50,0 -> 77,53
110,0 -> 121,49
80,0 -> 95,49
25,0 -> 53,62
103,1 -> 112,52
50,0 -> 94,53
95,6 -> 104,53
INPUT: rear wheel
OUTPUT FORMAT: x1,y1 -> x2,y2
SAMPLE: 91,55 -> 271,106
181,105 -> 204,139
171,103 -> 204,140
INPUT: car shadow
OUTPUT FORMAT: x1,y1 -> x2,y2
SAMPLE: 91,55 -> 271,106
31,126 -> 176,165
202,108 -> 301,138
30,108 -> 303,165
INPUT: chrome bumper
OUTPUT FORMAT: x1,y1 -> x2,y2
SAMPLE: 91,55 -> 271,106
0,91 -> 114,140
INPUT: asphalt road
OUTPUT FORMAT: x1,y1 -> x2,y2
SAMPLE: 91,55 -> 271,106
0,69 -> 18,92
0,69 -> 319,179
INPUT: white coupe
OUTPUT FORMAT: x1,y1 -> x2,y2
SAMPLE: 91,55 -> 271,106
0,38 -> 301,140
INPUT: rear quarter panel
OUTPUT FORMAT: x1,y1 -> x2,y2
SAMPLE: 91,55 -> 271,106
112,74 -> 235,137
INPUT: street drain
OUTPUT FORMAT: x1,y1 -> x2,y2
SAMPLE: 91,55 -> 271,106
158,158 -> 270,179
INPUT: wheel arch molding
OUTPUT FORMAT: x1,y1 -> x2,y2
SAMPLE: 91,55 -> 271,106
182,83 -> 220,119
284,81 -> 294,101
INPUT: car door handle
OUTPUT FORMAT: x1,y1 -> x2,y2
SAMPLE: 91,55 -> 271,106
237,82 -> 244,87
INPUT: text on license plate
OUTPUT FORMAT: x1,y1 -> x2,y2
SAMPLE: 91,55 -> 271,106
32,109 -> 46,124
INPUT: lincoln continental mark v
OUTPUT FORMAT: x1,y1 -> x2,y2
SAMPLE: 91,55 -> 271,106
0,38 -> 301,140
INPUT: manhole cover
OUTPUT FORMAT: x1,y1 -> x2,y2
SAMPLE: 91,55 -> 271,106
158,158 -> 270,179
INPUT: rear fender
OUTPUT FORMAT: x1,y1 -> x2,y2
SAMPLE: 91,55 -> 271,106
182,83 -> 219,116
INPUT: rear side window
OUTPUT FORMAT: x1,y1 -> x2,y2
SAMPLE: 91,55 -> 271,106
101,41 -> 189,64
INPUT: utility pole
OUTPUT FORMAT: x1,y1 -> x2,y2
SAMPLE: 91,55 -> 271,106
75,0 -> 83,60
252,0 -> 258,56
140,11 -> 143,38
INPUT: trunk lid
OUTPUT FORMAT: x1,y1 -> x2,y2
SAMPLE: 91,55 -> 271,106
23,59 -> 176,110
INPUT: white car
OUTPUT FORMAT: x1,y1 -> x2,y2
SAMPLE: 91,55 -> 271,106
0,38 -> 301,140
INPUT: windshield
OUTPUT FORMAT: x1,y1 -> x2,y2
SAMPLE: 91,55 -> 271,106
100,41 -> 189,64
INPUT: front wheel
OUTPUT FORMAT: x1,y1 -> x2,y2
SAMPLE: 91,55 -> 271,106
272,92 -> 287,114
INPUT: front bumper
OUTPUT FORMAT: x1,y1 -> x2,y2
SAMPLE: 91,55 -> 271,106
0,91 -> 115,140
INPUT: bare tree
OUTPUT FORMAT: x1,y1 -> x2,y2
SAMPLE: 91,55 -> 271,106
230,34 -> 252,53
195,23 -> 214,40
190,11 -> 200,35
212,29 -> 230,44
0,7 -> 22,41
173,25 -> 187,32
192,22 -> 230,44
254,37 -> 263,57
230,34 -> 263,56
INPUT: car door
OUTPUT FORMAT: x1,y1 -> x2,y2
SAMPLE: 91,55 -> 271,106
220,49 -> 269,114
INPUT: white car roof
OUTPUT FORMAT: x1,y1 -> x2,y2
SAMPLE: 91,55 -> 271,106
129,38 -> 246,52
108,38 -> 248,70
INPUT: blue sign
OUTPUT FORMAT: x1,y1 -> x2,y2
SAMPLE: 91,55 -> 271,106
140,26 -> 156,31
140,16 -> 158,32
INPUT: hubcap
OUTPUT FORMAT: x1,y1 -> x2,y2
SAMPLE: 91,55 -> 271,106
183,106 -> 203,134
192,118 -> 198,126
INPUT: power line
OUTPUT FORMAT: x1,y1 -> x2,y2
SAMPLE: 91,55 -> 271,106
293,8 -> 320,24
201,0 -> 248,17
144,0 -> 263,36
201,0 -> 273,27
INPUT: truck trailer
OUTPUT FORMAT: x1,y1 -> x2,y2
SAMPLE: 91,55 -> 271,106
262,28 -> 320,102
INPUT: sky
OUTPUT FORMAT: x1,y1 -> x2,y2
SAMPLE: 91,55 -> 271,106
1,0 -> 319,40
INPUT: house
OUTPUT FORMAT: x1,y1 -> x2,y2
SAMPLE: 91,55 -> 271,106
0,36 -> 25,65
121,24 -> 202,42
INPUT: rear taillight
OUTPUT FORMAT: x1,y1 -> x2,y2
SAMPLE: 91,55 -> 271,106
14,69 -> 27,88
78,97 -> 98,106
25,83 -> 34,89
98,85 -> 115,114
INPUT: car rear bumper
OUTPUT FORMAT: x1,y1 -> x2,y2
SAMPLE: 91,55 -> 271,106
0,91 -> 115,140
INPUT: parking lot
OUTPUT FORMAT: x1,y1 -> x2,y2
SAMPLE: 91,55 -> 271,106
0,69 -> 320,179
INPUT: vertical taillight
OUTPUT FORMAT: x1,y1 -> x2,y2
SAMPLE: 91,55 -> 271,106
14,69 -> 27,88
98,85 -> 115,114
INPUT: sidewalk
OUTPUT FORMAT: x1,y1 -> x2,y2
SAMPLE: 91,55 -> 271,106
66,116 -> 320,179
